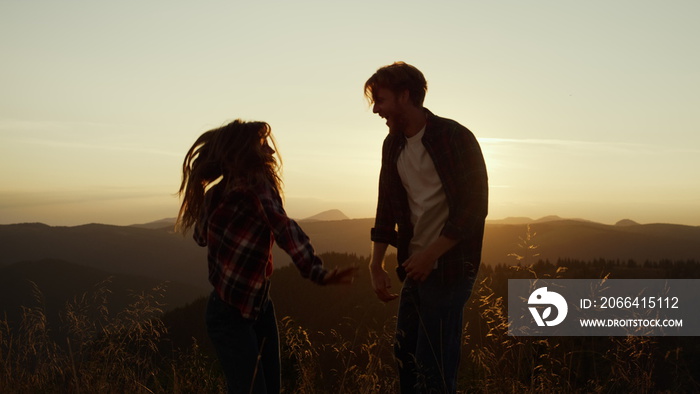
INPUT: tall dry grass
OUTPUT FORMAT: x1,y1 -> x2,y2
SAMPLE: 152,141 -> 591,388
279,315 -> 397,393
0,280 -> 224,393
2,226 -> 698,393
0,277 -> 693,393
460,225 -> 700,393
467,271 -> 571,393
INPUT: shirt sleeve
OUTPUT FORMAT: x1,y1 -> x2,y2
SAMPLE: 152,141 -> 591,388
371,136 -> 399,246
255,181 -> 327,284
440,125 -> 489,241
192,186 -> 223,247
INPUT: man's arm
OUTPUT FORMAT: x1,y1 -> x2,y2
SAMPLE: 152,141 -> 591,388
369,242 -> 399,302
440,125 -> 489,241
369,136 -> 400,302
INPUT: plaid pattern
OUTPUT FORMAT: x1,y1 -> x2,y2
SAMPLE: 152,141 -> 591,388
371,109 -> 488,279
195,180 -> 326,319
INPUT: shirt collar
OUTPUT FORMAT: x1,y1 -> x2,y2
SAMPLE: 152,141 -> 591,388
406,124 -> 426,142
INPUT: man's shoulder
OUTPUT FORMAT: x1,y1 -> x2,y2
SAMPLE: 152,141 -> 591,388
382,132 -> 403,148
426,110 -> 472,136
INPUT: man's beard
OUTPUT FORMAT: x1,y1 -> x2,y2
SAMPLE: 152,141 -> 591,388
387,112 -> 409,136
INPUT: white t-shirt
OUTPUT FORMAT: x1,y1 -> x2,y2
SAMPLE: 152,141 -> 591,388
397,126 -> 449,264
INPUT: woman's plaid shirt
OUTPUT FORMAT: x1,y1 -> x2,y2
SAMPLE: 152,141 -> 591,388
194,180 -> 327,319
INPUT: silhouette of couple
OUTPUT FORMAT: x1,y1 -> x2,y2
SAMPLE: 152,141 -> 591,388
176,62 -> 488,394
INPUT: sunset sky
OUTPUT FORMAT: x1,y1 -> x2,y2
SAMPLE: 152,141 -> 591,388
1,1 -> 699,226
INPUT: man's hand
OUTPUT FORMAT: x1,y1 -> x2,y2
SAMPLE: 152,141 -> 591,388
323,266 -> 359,285
369,265 -> 399,302
402,235 -> 459,282
402,250 -> 436,282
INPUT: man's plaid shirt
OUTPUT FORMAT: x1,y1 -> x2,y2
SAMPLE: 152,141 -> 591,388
194,180 -> 327,319
371,109 -> 489,280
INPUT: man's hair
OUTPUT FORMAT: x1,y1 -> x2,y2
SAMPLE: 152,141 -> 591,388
364,61 -> 427,107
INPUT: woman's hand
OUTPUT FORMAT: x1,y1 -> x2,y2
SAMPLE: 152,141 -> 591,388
322,266 -> 359,285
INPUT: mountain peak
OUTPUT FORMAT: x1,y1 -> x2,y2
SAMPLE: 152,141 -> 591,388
535,215 -> 564,223
130,218 -> 177,230
301,209 -> 349,222
615,219 -> 640,226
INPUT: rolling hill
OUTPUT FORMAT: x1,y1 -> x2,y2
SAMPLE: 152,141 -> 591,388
0,258 -> 207,328
0,212 -> 700,320
0,222 -> 210,289
2,214 -> 699,297
2,214 -> 698,393
484,219 -> 700,264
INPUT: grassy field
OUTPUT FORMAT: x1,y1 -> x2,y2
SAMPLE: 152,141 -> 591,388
2,268 -> 699,393
3,229 -> 700,393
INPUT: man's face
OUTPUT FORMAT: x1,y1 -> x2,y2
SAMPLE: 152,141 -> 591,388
372,87 -> 408,135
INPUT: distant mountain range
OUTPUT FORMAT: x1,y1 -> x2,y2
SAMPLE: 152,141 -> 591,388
2,211 -> 699,320
131,213 -> 643,228
5,213 -> 700,274
129,208 -> 351,228
486,215 -> 585,225
0,222 -> 210,289
485,215 -> 639,226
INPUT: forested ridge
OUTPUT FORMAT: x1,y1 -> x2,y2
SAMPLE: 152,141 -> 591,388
2,228 -> 700,391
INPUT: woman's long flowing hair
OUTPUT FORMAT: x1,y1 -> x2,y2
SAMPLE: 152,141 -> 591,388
175,119 -> 282,234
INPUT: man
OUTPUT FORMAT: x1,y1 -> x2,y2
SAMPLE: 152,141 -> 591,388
366,62 -> 488,393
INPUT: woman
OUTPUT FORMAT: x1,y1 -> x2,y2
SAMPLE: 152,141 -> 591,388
176,119 -> 355,393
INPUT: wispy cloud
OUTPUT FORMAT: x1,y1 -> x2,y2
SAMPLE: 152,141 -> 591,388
18,137 -> 181,157
480,137 -> 700,155
0,118 -> 181,157
0,186 -> 175,210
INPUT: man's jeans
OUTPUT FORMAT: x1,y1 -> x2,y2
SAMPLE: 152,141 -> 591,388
395,263 -> 476,393
206,291 -> 280,394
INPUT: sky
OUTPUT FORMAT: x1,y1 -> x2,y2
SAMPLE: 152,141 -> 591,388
1,1 -> 699,227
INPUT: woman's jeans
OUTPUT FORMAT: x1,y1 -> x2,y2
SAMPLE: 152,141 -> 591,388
206,291 -> 280,394
395,263 -> 477,394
